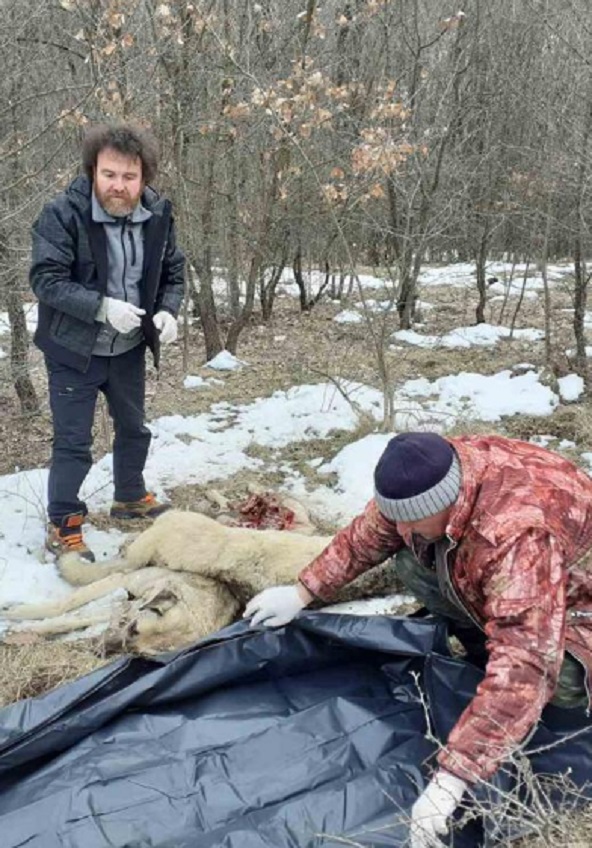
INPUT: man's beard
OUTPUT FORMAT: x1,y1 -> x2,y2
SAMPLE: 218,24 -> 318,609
96,188 -> 140,218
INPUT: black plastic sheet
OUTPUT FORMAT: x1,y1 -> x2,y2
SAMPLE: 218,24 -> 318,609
0,613 -> 589,847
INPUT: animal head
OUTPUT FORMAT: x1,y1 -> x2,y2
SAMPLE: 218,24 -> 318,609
101,573 -> 238,655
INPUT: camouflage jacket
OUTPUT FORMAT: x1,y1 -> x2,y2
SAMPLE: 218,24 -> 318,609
299,434 -> 592,783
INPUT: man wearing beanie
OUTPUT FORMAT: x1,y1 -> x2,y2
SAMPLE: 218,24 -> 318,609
244,432 -> 592,847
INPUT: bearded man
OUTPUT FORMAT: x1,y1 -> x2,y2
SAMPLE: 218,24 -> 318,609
30,123 -> 185,562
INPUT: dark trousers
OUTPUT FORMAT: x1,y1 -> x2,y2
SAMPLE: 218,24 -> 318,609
395,548 -> 588,709
46,345 -> 151,523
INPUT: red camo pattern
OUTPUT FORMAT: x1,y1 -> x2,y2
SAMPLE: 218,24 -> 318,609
299,434 -> 592,783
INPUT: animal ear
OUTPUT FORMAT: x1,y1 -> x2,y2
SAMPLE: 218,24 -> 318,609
139,586 -> 178,613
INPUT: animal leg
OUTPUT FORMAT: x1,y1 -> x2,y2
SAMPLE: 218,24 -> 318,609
1,576 -> 130,620
5,611 -> 115,637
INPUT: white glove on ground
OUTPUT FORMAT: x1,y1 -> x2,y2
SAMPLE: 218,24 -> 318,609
153,310 -> 178,344
102,297 -> 146,334
243,585 -> 308,627
410,770 -> 467,847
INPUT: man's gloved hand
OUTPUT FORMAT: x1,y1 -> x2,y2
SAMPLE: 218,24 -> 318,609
410,770 -> 467,847
103,297 -> 146,334
153,310 -> 178,344
243,585 -> 310,627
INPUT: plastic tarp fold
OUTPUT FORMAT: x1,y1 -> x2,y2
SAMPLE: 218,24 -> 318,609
0,613 -> 589,847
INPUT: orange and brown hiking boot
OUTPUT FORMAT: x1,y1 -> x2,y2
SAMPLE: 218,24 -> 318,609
110,492 -> 171,520
46,512 -> 95,563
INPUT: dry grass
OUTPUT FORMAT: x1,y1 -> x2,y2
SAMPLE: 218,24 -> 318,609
504,403 -> 592,448
513,806 -> 592,847
0,640 -> 107,707
472,766 -> 592,847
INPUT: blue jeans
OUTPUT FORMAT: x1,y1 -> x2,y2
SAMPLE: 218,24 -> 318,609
395,548 -> 588,709
46,344 -> 151,523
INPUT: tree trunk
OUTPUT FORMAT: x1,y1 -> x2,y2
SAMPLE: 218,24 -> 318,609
475,223 -> 490,324
0,232 -> 37,416
292,249 -> 309,312
225,255 -> 258,353
260,259 -> 287,323
192,252 -> 223,360
7,288 -> 38,414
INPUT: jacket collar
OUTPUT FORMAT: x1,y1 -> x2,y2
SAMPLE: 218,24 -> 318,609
444,438 -> 483,542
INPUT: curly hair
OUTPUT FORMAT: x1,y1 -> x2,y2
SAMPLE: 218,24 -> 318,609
81,123 -> 159,184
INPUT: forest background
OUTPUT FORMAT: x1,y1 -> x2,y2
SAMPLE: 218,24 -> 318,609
2,0 -> 592,420
0,4 -> 592,843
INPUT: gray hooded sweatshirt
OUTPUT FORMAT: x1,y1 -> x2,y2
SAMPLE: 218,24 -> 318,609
92,191 -> 152,356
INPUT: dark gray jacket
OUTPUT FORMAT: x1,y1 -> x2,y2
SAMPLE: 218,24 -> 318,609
30,175 -> 185,371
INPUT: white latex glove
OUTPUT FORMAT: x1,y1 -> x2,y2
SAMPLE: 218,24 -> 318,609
410,770 -> 467,847
243,585 -> 308,627
153,310 -> 178,344
104,297 -> 146,334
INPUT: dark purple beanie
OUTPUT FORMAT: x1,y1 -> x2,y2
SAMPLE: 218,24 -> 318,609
373,432 -> 461,522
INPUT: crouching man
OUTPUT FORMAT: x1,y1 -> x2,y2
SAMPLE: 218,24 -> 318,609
244,432 -> 592,847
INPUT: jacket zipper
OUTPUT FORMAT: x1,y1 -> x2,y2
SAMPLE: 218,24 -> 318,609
109,219 -> 131,354
437,535 -> 484,632
128,229 -> 136,266
120,219 -> 129,301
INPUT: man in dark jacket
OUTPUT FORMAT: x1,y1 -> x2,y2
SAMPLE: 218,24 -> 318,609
30,122 -> 185,562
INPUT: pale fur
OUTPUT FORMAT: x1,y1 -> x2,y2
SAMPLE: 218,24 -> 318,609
58,510 -> 331,590
2,510 -> 331,654
2,566 -> 237,654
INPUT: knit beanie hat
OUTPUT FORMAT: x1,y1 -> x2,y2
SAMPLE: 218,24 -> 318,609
373,432 -> 461,522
